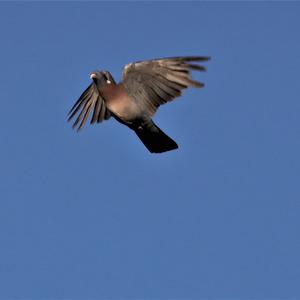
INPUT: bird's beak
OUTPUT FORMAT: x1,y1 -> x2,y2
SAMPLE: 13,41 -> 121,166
90,73 -> 97,79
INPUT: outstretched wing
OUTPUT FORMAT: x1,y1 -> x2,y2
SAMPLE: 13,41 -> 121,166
68,83 -> 111,131
121,56 -> 210,116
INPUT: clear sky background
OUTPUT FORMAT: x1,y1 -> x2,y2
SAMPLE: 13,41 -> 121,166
0,1 -> 299,299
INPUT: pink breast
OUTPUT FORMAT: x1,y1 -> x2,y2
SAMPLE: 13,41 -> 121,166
103,84 -> 140,120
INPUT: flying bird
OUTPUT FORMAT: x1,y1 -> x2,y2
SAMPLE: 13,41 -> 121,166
68,56 -> 210,153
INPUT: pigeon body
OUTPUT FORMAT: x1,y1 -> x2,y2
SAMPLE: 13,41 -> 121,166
68,56 -> 210,153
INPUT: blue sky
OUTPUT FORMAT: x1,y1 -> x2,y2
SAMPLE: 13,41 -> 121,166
0,2 -> 300,299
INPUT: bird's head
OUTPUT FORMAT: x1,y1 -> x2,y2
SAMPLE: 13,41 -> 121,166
90,70 -> 115,87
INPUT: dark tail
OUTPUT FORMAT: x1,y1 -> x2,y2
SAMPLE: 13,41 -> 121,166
134,120 -> 178,153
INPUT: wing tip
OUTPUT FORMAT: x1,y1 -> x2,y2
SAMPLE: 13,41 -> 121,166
194,82 -> 205,88
189,56 -> 211,61
171,56 -> 211,62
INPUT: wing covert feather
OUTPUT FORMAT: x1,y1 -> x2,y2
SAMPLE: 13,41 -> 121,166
121,56 -> 210,116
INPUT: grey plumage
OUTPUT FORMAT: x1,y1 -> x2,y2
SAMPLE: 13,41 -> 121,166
68,83 -> 111,131
68,56 -> 210,153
